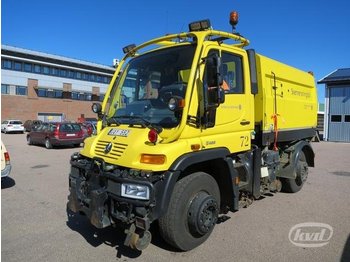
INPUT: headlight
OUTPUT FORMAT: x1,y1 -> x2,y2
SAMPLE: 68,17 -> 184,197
121,183 -> 150,200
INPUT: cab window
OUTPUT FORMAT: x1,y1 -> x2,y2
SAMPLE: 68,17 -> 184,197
221,52 -> 244,94
204,50 -> 244,94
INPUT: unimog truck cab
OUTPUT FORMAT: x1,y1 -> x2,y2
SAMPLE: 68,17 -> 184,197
67,12 -> 317,251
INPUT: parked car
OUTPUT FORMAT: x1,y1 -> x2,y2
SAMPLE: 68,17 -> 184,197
1,120 -> 25,134
1,141 -> 11,178
24,120 -> 43,132
26,122 -> 85,149
80,122 -> 97,137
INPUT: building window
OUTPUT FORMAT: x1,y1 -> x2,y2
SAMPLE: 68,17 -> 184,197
16,86 -> 27,96
47,89 -> 55,98
14,61 -> 22,71
37,88 -> 62,98
43,66 -> 50,74
82,73 -> 89,80
2,60 -> 12,69
331,115 -> 342,122
71,91 -> 91,101
1,57 -> 113,84
24,63 -> 33,72
51,67 -> 59,76
60,69 -> 67,77
68,70 -> 75,78
99,93 -> 105,102
55,90 -> 63,98
71,92 -> 78,100
345,115 -> 350,122
34,64 -> 41,73
1,84 -> 10,94
38,88 -> 46,97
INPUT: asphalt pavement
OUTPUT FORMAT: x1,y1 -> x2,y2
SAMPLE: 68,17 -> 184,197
1,133 -> 350,262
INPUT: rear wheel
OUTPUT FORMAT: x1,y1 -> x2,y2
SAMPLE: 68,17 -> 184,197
281,151 -> 308,193
45,138 -> 52,149
159,172 -> 220,251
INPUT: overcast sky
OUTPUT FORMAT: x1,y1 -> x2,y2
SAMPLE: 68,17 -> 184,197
2,0 -> 350,103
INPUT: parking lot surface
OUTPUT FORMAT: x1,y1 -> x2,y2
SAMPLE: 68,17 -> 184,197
1,133 -> 350,262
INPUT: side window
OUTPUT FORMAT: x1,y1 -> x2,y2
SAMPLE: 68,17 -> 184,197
221,52 -> 244,94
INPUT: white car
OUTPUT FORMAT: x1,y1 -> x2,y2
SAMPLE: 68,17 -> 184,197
1,120 -> 25,134
1,141 -> 11,178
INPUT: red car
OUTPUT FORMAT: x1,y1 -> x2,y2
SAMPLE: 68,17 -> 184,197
80,122 -> 96,137
26,122 -> 85,149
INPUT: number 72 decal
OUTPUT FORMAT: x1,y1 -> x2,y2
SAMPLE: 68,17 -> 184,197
240,135 -> 249,147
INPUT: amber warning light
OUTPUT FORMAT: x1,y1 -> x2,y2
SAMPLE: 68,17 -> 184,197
229,11 -> 239,29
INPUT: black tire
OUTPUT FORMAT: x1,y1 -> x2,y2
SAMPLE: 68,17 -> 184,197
159,172 -> 220,251
27,136 -> 32,145
45,138 -> 52,149
281,151 -> 308,193
73,143 -> 81,148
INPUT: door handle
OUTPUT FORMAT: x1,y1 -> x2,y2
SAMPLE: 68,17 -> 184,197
240,120 -> 250,126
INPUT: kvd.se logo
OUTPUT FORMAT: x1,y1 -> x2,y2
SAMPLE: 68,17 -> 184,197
288,222 -> 333,247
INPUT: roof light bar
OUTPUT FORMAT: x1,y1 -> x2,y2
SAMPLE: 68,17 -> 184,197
122,44 -> 136,54
189,19 -> 211,32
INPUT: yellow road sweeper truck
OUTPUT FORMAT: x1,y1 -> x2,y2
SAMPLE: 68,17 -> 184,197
67,12 -> 317,251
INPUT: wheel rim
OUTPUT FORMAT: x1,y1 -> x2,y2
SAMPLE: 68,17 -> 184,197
187,192 -> 219,236
295,153 -> 308,186
45,139 -> 50,148
27,137 -> 31,144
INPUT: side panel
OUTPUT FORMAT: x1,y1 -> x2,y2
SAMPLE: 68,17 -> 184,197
254,54 -> 317,137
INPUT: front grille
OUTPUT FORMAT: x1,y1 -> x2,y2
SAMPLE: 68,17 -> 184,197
94,140 -> 128,161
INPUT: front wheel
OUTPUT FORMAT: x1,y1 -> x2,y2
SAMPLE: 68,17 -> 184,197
27,136 -> 32,145
281,151 -> 308,193
159,172 -> 220,251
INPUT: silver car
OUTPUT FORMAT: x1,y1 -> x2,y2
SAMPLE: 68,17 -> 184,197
1,141 -> 11,178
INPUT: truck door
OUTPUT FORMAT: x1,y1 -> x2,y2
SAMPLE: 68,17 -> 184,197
202,48 -> 254,152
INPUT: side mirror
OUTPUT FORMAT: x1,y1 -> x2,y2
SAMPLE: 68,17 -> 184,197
206,54 -> 223,87
206,54 -> 224,105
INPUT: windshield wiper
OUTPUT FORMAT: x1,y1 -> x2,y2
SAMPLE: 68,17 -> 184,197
106,117 -> 122,126
116,115 -> 163,133
127,116 -> 151,128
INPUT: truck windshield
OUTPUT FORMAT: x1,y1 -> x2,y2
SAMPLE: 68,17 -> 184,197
106,45 -> 195,128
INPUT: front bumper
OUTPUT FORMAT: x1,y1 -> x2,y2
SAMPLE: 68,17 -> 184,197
1,164 -> 11,178
67,154 -> 156,229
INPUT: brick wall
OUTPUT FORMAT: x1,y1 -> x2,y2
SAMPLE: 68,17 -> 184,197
1,78 -> 99,122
